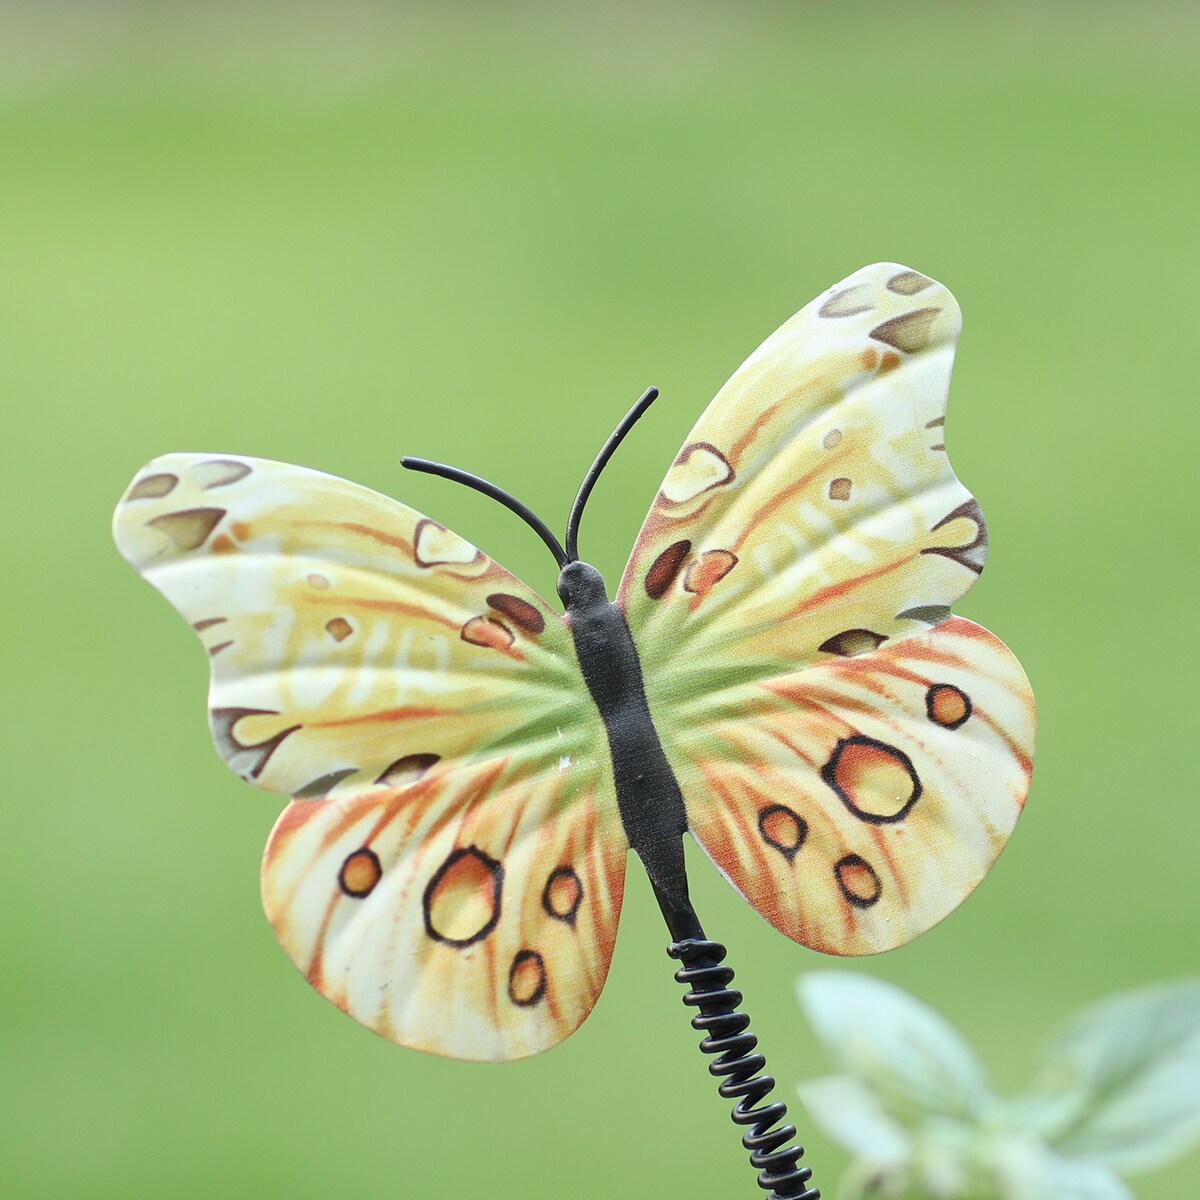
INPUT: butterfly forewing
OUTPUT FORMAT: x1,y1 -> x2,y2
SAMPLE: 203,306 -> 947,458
114,453 -> 625,1059
619,263 -> 1036,953
622,263 -> 979,687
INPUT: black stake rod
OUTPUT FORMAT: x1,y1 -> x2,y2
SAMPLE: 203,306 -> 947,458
667,930 -> 821,1199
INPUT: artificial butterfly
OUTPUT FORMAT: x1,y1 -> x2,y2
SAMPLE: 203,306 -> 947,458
113,263 -> 1035,1064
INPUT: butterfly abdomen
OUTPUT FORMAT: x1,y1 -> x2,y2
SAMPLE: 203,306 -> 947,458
558,560 -> 698,939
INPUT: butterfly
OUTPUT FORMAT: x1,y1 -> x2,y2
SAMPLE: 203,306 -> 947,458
113,262 -> 1035,1064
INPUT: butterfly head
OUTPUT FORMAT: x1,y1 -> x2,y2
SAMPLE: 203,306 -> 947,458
556,559 -> 608,614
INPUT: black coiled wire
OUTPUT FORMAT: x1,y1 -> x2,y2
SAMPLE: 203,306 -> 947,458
668,938 -> 820,1200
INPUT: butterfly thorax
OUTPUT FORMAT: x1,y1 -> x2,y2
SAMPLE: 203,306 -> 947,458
557,560 -> 697,938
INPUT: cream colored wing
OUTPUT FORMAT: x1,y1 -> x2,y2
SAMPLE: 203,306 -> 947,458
263,752 -> 625,1061
622,263 -> 982,702
666,617 -> 1034,954
114,453 -> 624,1059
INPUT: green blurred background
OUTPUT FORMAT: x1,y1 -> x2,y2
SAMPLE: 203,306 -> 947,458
3,2 -> 1197,1196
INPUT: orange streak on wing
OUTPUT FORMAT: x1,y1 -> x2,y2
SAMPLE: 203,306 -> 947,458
362,777 -> 446,848
698,762 -> 774,887
761,724 -> 819,768
344,596 -> 459,629
329,520 -> 414,553
759,686 -> 859,738
868,825 -> 909,907
313,705 -> 446,727
727,399 -> 784,463
483,934 -> 501,1033
766,677 -> 888,724
785,553 -> 912,620
730,443 -> 854,556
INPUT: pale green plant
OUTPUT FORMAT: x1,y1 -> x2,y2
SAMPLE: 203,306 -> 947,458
796,973 -> 1200,1200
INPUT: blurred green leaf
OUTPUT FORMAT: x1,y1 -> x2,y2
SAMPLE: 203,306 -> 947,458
993,1089 -> 1091,1143
1037,980 -> 1200,1174
797,1074 -> 912,1164
799,976 -> 1200,1198
986,1138 -> 1134,1200
798,972 -> 994,1126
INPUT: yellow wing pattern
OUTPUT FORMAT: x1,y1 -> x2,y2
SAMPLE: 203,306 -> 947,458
114,453 -> 623,1060
620,264 -> 1035,953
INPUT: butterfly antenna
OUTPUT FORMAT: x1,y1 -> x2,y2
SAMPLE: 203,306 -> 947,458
401,458 -> 569,568
564,386 -> 659,563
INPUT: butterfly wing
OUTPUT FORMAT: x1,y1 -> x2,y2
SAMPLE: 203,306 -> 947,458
263,754 -> 625,1060
619,263 -> 1035,953
114,453 -> 624,1059
661,617 -> 1032,954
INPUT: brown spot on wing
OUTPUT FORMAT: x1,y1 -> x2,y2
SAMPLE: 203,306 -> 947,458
926,684 -> 972,729
423,847 -> 503,948
758,805 -> 808,862
294,768 -> 358,799
645,540 -> 691,599
823,428 -> 843,449
896,604 -> 952,625
886,270 -> 934,296
828,477 -> 852,502
922,498 -> 987,574
376,753 -> 440,787
461,616 -> 515,651
819,629 -> 886,657
307,573 -> 331,589
819,284 -> 873,318
339,848 -> 382,898
147,507 -> 225,551
486,593 -> 545,634
193,459 -> 252,490
835,854 -> 883,907
822,736 -> 921,823
413,519 -> 481,568
508,950 -> 547,1007
325,617 -> 353,642
127,472 -> 178,500
210,707 -> 301,780
683,550 -> 737,595
660,443 -> 734,504
869,307 -> 941,354
542,866 -> 583,924
192,617 -> 227,631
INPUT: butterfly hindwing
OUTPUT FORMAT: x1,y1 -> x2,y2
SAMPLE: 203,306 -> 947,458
667,617 -> 1034,954
115,453 -> 624,1059
620,264 -> 1035,953
263,753 -> 626,1061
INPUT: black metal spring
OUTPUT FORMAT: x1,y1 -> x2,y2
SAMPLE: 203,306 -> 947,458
668,938 -> 820,1200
